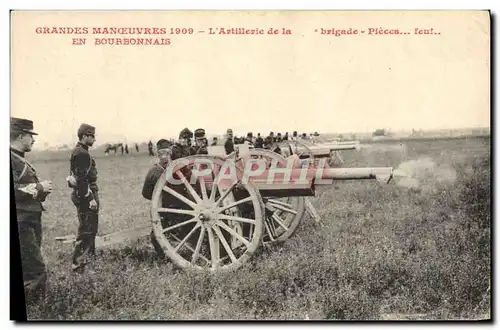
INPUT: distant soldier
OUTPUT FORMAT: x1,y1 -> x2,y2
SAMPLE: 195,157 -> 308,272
124,144 -> 129,154
264,135 -> 282,155
135,143 -> 139,153
292,131 -> 298,141
120,144 -> 124,155
148,140 -> 154,156
171,128 -> 192,160
224,128 -> 235,155
245,132 -> 254,146
191,128 -> 208,155
10,117 -> 53,304
283,132 -> 289,141
255,133 -> 264,148
269,131 -> 275,142
67,124 -> 99,272
276,132 -> 283,142
141,139 -> 174,259
211,137 -> 218,146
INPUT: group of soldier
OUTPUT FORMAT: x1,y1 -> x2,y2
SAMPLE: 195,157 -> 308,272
10,117 -> 320,308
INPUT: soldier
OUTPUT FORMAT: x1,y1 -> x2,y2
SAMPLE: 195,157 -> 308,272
191,128 -> 208,155
67,123 -> 99,273
276,132 -> 283,143
211,137 -> 218,146
255,133 -> 264,148
283,132 -> 289,141
245,132 -> 254,146
264,135 -> 282,155
171,128 -> 192,160
124,144 -> 129,154
135,143 -> 139,153
142,139 -> 174,259
148,140 -> 154,156
10,117 -> 53,304
269,131 -> 275,142
292,131 -> 298,141
224,128 -> 235,155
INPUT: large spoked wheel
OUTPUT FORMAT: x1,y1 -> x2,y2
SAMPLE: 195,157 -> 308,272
150,155 -> 264,272
235,149 -> 306,245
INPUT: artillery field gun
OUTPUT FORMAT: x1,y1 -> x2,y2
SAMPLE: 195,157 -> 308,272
56,139 -> 394,273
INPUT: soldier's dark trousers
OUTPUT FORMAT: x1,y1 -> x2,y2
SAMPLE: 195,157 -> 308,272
17,211 -> 47,304
71,191 -> 99,270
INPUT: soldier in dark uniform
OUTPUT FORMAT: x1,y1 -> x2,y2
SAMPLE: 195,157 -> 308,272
191,128 -> 209,155
10,117 -> 53,304
276,133 -> 283,143
171,128 -> 192,160
224,128 -> 235,155
135,143 -> 139,153
245,132 -> 254,146
211,137 -> 218,146
142,139 -> 174,259
148,140 -> 154,156
264,135 -> 282,155
67,124 -> 99,272
255,133 -> 264,148
283,132 -> 289,141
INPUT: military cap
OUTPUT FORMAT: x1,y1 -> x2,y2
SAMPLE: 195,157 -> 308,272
11,117 -> 38,135
179,127 -> 193,139
157,139 -> 172,150
194,128 -> 206,139
77,123 -> 96,137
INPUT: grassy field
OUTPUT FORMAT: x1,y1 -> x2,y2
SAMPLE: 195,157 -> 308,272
23,136 -> 491,320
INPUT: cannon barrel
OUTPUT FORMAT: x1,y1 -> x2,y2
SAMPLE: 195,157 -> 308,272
320,167 -> 393,184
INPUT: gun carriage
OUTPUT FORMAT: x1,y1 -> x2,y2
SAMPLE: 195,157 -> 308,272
57,140 -> 393,273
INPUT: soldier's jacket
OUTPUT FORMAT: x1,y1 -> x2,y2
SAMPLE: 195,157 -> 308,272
70,142 -> 98,200
142,159 -> 169,200
10,148 -> 46,213
190,144 -> 208,155
255,137 -> 264,148
171,143 -> 192,160
224,138 -> 234,155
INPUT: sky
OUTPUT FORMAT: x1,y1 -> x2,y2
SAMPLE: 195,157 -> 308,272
10,10 -> 490,147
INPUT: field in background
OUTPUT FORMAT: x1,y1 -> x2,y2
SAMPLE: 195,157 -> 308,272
23,136 -> 491,320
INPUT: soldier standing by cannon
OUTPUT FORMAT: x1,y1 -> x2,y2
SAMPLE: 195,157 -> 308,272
67,124 -> 99,273
141,139 -> 174,259
224,128 -> 235,155
10,117 -> 53,304
255,133 -> 264,148
171,128 -> 192,160
191,128 -> 208,155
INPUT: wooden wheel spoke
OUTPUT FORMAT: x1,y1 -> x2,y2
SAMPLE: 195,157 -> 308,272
162,185 -> 197,209
218,196 -> 253,213
264,220 -> 276,241
268,203 -> 297,215
215,182 -> 238,207
206,226 -> 219,269
169,232 -> 210,264
191,226 -> 206,264
212,226 -> 238,263
216,221 -> 251,247
271,214 -> 289,231
218,214 -> 256,224
162,219 -> 198,233
266,199 -> 293,208
198,176 -> 209,201
175,170 -> 203,204
173,223 -> 201,253
155,208 -> 197,216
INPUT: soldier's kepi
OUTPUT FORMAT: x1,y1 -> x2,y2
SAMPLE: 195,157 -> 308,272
68,123 -> 99,272
10,117 -> 53,305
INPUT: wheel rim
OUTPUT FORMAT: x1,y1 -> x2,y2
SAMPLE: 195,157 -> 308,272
150,155 -> 264,272
235,149 -> 306,244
